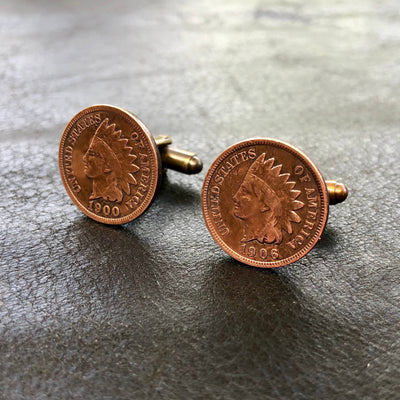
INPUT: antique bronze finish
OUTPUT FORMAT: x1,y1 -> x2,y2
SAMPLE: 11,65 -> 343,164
59,105 -> 202,225
201,138 -> 348,268
155,135 -> 202,175
325,180 -> 348,205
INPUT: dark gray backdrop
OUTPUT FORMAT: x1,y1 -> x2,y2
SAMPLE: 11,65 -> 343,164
1,0 -> 399,399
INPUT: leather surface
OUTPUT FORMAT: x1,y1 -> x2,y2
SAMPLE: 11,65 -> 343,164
1,1 -> 399,399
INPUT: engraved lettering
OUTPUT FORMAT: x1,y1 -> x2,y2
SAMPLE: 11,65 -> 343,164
132,138 -> 146,149
287,234 -> 305,250
130,132 -> 139,141
219,166 -> 229,177
230,154 -> 240,165
209,185 -> 229,236
260,248 -> 268,259
238,151 -> 248,162
287,189 -> 319,250
305,188 -> 315,196
248,148 -> 256,159
88,201 -> 121,217
305,188 -> 318,208
214,175 -> 224,185
307,210 -> 317,220
126,153 -> 150,209
67,113 -> 103,149
128,196 -> 140,207
139,153 -> 149,164
299,228 -> 311,238
303,219 -> 315,231
68,128 -> 79,146
248,246 -> 256,257
64,146 -> 81,193
299,173 -> 311,182
294,165 -> 304,175
240,243 -> 280,260
214,148 -> 257,186
112,206 -> 120,217
130,130 -> 146,150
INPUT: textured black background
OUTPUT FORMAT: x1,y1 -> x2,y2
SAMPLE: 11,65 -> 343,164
1,1 -> 399,399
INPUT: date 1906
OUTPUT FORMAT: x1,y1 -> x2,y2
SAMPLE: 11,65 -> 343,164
240,244 -> 279,260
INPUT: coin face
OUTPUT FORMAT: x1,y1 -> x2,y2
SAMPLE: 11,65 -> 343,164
201,138 -> 329,268
59,105 -> 161,224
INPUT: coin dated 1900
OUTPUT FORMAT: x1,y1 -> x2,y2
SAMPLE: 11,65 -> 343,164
201,138 -> 329,268
59,105 -> 161,224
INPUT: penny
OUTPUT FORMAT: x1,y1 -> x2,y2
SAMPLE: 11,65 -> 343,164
201,138 -> 329,268
59,105 -> 161,224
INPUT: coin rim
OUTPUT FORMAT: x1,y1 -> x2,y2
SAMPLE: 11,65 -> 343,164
201,138 -> 329,268
59,104 -> 161,225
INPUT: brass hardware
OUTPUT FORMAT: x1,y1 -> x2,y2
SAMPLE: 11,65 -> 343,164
155,135 -> 203,174
326,180 -> 348,205
154,135 -> 173,148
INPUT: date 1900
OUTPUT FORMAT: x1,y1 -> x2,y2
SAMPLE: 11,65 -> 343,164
88,201 -> 120,217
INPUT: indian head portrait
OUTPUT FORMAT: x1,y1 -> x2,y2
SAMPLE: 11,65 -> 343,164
83,118 -> 139,203
233,153 -> 305,244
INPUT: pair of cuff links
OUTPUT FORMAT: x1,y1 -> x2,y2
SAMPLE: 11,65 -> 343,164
59,105 -> 348,268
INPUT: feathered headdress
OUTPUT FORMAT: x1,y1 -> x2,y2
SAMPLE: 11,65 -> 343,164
245,153 -> 304,235
92,118 -> 139,195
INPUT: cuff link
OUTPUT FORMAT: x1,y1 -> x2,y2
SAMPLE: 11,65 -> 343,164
201,138 -> 348,268
59,104 -> 202,224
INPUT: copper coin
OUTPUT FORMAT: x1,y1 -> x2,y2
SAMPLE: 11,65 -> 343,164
59,105 -> 161,224
201,138 -> 329,268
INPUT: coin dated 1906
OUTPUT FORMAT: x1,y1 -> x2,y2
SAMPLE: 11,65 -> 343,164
201,138 -> 329,268
59,105 -> 161,224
